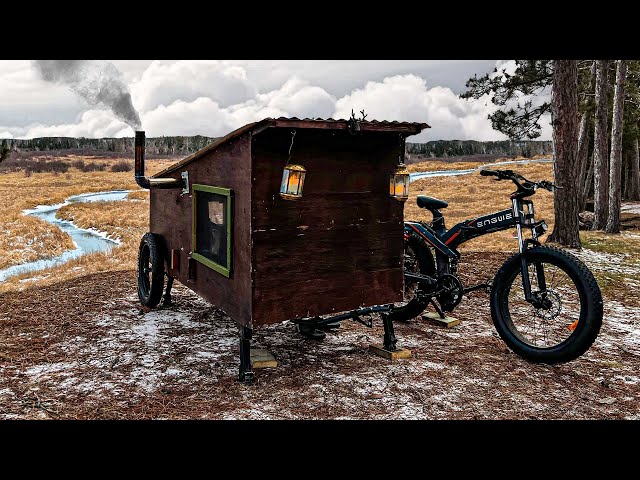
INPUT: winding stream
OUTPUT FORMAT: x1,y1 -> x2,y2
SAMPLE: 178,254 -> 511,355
409,157 -> 553,182
0,191 -> 131,282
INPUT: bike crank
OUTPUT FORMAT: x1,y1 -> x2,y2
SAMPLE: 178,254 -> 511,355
435,274 -> 463,312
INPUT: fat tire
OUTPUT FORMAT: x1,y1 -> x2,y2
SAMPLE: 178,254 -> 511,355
491,246 -> 603,363
138,232 -> 165,308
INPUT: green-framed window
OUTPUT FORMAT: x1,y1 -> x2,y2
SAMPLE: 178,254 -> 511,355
191,184 -> 233,277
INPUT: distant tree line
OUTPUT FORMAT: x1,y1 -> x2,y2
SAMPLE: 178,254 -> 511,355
1,135 -> 217,156
1,135 -> 553,160
406,139 -> 553,158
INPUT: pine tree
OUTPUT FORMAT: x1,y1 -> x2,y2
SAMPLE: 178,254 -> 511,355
461,60 -> 553,140
605,60 -> 628,233
621,61 -> 640,201
577,61 -> 597,210
547,60 -> 581,247
592,60 -> 611,230
630,137 -> 640,200
0,139 -> 9,164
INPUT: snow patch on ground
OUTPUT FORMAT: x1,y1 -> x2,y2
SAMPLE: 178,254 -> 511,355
573,249 -> 640,276
13,289 -> 240,404
621,202 -> 640,215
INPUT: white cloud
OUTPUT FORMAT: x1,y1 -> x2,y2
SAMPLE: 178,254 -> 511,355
141,97 -> 232,137
335,75 -> 505,141
131,60 -> 257,112
0,60 -> 555,141
0,60 -> 86,126
253,77 -> 336,119
139,77 -> 335,137
13,110 -> 131,139
223,60 -> 498,97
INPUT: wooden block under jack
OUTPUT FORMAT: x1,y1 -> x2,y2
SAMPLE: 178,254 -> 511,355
250,348 -> 277,369
423,312 -> 460,328
369,345 -> 412,360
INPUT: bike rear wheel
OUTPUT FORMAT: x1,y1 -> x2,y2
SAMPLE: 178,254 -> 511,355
392,234 -> 435,321
490,246 -> 603,363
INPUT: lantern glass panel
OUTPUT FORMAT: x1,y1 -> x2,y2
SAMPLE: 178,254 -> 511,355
280,165 -> 306,199
390,168 -> 409,201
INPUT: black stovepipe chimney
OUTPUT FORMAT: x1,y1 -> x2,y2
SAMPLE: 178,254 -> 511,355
134,131 -> 183,189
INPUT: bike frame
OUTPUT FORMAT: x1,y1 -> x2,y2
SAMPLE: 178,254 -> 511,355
404,195 -> 548,302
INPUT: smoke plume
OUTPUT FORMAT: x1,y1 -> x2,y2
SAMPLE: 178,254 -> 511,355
33,60 -> 141,131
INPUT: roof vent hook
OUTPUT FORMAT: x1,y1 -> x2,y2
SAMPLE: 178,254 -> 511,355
347,109 -> 367,135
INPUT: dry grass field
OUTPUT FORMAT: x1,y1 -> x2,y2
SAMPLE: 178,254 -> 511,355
0,156 -> 172,293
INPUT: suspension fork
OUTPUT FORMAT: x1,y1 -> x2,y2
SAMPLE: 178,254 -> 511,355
513,198 -> 534,301
513,198 -> 546,302
526,200 -> 547,292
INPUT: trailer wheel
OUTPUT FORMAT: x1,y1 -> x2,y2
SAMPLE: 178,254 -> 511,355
138,232 -> 165,308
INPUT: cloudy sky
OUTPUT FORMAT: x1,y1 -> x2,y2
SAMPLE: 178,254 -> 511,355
0,60 -> 553,142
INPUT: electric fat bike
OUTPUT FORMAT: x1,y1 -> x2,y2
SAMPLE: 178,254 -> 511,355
395,168 -> 603,364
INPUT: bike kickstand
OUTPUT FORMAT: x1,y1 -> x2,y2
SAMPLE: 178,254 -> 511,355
430,299 -> 446,319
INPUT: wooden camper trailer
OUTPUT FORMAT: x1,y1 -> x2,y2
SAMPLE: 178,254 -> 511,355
134,117 -> 430,381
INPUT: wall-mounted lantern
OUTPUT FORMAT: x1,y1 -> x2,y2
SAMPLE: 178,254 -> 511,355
390,163 -> 410,201
280,130 -> 306,200
280,163 -> 307,200
390,133 -> 409,202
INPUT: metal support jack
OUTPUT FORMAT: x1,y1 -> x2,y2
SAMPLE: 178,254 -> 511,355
163,276 -> 174,306
293,305 -> 392,332
381,313 -> 397,351
238,326 -> 254,383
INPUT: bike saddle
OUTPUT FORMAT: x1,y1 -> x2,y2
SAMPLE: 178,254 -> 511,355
416,195 -> 448,210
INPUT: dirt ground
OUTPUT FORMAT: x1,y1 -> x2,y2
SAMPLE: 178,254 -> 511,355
1,250 -> 638,420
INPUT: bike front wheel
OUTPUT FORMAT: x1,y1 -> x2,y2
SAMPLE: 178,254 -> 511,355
490,246 -> 603,363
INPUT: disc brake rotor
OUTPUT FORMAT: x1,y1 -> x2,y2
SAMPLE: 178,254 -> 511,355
533,290 -> 562,321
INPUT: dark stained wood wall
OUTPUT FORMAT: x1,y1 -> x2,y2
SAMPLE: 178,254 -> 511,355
250,128 -> 404,326
150,134 -> 253,326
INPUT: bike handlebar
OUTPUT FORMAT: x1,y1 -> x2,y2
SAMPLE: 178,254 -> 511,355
479,168 -> 562,192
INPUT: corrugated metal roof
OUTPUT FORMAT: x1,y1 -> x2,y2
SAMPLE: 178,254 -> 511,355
153,117 -> 430,178
271,116 -> 431,128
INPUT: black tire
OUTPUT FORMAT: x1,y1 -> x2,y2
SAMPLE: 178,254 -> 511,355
490,246 -> 603,364
392,233 -> 436,321
138,232 -> 165,308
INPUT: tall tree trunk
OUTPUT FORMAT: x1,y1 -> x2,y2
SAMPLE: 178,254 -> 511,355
548,60 -> 581,247
583,152 -> 595,206
630,137 -> 640,200
577,61 -> 596,210
576,113 -> 592,209
605,60 -> 628,233
593,60 -> 611,230
623,151 -> 631,199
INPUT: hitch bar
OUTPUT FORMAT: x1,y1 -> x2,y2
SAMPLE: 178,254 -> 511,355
292,304 -> 393,328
